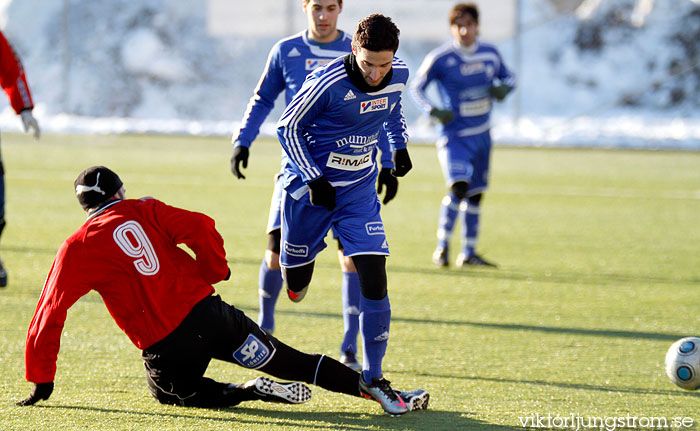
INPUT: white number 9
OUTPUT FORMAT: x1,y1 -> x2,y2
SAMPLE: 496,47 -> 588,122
113,220 -> 160,276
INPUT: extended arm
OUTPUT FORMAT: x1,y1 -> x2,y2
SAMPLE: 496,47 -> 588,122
0,31 -> 39,138
231,43 -> 287,178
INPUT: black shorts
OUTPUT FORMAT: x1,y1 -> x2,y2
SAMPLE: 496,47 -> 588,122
141,295 -> 277,402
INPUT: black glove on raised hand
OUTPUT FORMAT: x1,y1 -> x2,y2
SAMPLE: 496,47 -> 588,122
377,168 -> 398,205
17,382 -> 54,406
489,84 -> 511,101
230,146 -> 249,179
391,149 -> 412,178
308,176 -> 336,211
429,107 -> 455,125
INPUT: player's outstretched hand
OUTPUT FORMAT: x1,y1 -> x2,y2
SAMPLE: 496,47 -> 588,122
20,109 -> 40,139
429,107 -> 455,125
489,84 -> 511,101
230,145 -> 249,179
391,149 -> 412,177
377,168 -> 398,204
17,382 -> 54,406
308,176 -> 336,211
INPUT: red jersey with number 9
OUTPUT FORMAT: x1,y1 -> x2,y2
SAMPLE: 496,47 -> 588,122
24,198 -> 230,384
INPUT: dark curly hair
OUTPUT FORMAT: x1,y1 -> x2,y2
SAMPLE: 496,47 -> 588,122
351,14 -> 400,53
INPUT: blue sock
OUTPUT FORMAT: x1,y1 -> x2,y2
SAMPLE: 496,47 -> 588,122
340,272 -> 361,354
437,193 -> 460,250
360,294 -> 391,382
461,201 -> 480,257
258,259 -> 282,332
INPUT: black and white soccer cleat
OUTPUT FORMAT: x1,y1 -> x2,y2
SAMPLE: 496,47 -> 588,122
243,377 -> 312,404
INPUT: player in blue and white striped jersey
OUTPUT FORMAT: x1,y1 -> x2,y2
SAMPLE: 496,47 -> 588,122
230,0 -> 399,372
276,14 -> 417,416
410,2 -> 515,268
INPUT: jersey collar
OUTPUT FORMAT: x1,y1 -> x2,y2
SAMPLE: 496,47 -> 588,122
86,199 -> 123,220
343,53 -> 393,94
453,39 -> 480,55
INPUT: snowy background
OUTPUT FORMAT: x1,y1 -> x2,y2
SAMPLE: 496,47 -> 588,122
0,0 -> 698,149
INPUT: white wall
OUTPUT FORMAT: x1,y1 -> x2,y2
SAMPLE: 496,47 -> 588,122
207,0 -> 517,42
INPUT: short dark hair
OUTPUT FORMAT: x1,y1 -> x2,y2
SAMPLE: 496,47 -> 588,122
351,14 -> 400,53
449,3 -> 479,25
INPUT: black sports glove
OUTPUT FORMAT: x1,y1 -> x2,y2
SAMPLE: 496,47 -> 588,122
489,84 -> 511,101
429,107 -> 455,125
230,145 -> 249,179
391,149 -> 412,178
377,168 -> 398,205
308,176 -> 336,211
17,382 -> 54,406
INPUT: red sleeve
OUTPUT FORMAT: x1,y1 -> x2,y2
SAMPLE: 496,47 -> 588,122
0,31 -> 33,114
24,240 -> 91,383
148,199 -> 230,285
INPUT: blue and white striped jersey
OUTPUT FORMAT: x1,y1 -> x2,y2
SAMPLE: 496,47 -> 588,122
233,30 -> 352,148
410,40 -> 515,138
277,55 -> 410,199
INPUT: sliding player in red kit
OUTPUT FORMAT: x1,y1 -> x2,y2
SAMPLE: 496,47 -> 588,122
17,166 -> 427,415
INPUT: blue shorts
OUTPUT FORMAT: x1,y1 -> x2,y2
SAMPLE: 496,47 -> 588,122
437,130 -> 492,196
280,180 -> 389,268
265,174 -> 284,234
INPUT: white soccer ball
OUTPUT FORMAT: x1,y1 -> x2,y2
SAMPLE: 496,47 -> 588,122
665,337 -> 700,390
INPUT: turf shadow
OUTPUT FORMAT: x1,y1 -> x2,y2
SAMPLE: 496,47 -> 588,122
33,404 -> 522,430
234,304 -> 688,342
391,371 -> 700,399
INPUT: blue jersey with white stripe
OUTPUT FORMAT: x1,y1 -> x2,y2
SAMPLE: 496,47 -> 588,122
233,30 -> 352,147
277,55 -> 409,199
410,40 -> 515,138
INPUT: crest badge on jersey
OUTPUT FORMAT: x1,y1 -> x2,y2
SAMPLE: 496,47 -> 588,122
360,97 -> 389,114
305,58 -> 332,70
233,334 -> 273,369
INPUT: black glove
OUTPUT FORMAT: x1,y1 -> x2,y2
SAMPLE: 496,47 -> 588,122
308,177 -> 336,211
489,84 -> 511,101
429,107 -> 455,125
17,382 -> 54,406
230,146 -> 249,179
391,149 -> 412,178
377,168 -> 398,205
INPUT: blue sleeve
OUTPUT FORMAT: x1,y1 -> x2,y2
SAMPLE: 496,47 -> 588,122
495,50 -> 516,89
276,77 -> 327,183
233,43 -> 287,148
409,55 -> 439,114
376,127 -> 394,169
384,97 -> 409,151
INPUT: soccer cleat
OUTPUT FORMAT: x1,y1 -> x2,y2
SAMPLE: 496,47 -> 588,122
286,285 -> 309,302
0,259 -> 7,287
243,377 -> 312,404
359,375 -> 408,416
340,351 -> 362,372
398,389 -> 430,411
432,247 -> 449,267
456,253 -> 497,268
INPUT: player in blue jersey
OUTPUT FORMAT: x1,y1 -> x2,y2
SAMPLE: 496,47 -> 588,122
409,3 -> 515,268
276,14 -> 419,416
230,0 -> 399,373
